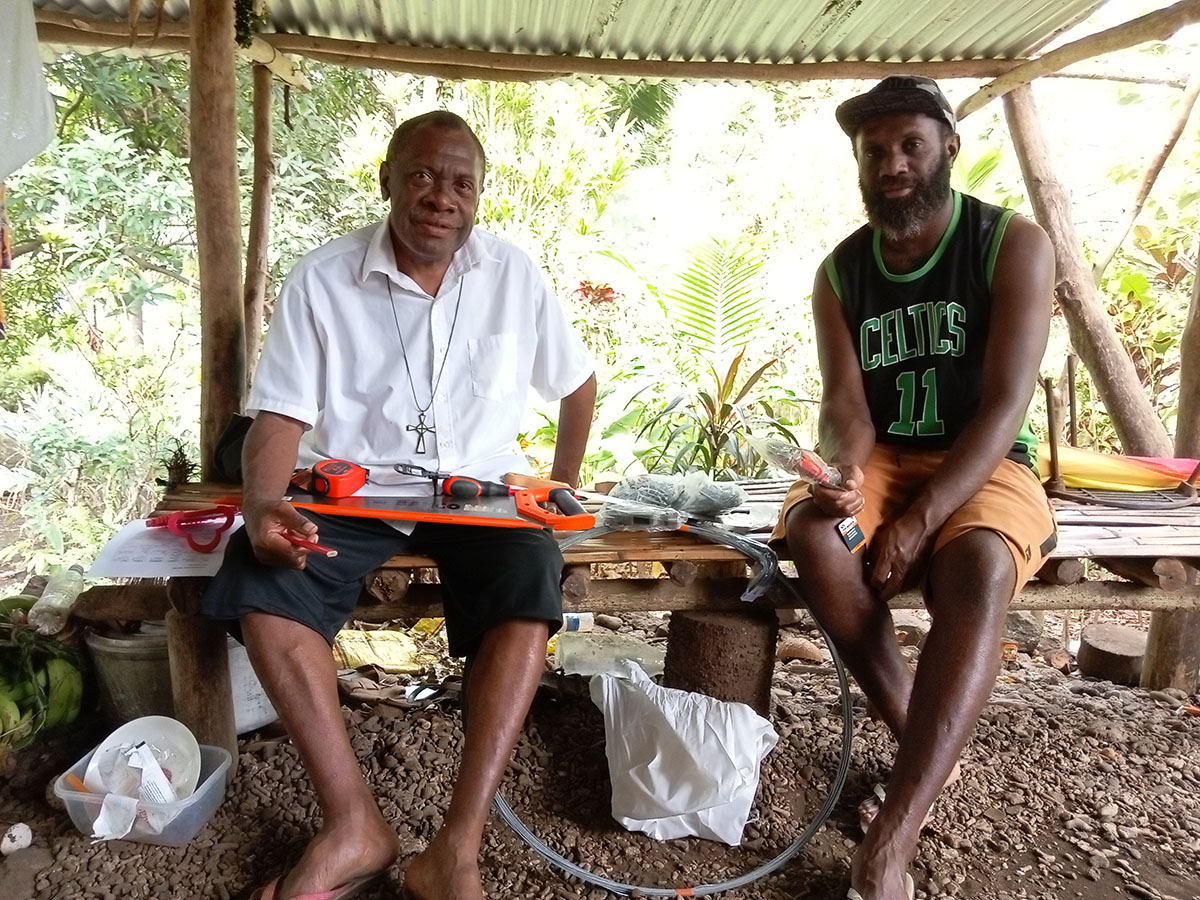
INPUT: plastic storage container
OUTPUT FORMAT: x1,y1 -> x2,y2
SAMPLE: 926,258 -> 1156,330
54,744 -> 232,847
84,625 -> 277,734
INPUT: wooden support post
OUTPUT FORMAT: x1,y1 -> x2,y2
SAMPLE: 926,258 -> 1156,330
1140,610 -> 1200,692
1003,84 -> 1172,457
191,0 -> 246,477
663,610 -> 779,717
1145,254 -> 1200,694
243,63 -> 274,388
166,585 -> 238,773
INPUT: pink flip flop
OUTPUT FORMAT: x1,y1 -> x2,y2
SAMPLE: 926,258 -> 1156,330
250,873 -> 380,900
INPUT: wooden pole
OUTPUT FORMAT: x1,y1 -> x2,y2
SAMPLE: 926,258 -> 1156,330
957,0 -> 1200,120
262,33 -> 1023,82
191,0 -> 246,477
35,12 -> 310,89
1092,72 -> 1200,284
244,63 -> 274,389
1143,245 -> 1200,693
1176,236 -> 1200,456
1003,84 -> 1172,457
166,606 -> 238,772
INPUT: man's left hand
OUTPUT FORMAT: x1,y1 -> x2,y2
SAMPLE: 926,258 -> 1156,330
867,512 -> 935,600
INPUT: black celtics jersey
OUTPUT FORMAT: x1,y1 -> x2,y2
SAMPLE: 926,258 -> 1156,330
824,191 -> 1038,468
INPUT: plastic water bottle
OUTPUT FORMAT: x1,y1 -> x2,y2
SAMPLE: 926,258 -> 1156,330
561,612 -> 595,633
28,565 -> 86,635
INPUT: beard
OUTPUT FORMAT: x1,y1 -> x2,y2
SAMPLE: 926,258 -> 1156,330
859,151 -> 953,241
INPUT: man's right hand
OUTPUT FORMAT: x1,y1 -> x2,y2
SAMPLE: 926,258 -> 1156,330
243,498 -> 319,569
811,464 -> 866,519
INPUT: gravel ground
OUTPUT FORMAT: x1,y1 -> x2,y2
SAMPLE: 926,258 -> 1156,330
2,612 -> 1198,900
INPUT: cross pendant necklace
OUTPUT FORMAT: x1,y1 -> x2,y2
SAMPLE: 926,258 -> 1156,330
406,413 -> 435,454
388,277 -> 465,455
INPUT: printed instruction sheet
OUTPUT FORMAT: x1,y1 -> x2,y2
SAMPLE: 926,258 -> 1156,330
89,518 -> 241,578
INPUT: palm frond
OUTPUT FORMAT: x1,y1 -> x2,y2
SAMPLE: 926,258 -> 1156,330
666,240 -> 766,358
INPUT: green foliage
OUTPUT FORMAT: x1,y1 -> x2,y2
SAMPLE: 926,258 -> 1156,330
667,239 -> 765,360
603,81 -> 678,164
0,361 -> 51,414
625,241 -> 796,479
1097,224 -> 1192,423
234,0 -> 267,47
0,353 -> 194,571
456,80 -> 642,290
52,55 -> 191,156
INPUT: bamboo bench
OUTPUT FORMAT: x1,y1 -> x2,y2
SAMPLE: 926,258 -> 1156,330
73,482 -> 1200,772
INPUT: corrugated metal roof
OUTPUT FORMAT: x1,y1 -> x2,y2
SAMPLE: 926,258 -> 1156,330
33,0 -> 1111,64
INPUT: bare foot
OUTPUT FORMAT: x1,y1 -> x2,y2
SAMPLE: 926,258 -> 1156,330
858,759 -> 962,834
849,843 -> 915,900
403,832 -> 484,900
277,811 -> 399,900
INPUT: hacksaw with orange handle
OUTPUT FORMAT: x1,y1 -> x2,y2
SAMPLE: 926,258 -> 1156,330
215,471 -> 595,532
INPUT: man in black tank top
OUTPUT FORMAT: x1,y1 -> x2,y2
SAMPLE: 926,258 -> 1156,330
770,76 -> 1057,900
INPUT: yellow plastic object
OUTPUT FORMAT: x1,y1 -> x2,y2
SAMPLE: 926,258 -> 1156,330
332,629 -> 427,674
1037,443 -> 1193,492
409,617 -> 446,637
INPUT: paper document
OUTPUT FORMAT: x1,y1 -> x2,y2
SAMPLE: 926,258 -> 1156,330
89,518 -> 241,578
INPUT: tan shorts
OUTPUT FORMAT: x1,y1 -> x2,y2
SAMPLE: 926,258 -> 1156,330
770,445 -> 1058,594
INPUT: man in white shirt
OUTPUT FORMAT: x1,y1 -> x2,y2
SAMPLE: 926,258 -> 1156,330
204,111 -> 597,900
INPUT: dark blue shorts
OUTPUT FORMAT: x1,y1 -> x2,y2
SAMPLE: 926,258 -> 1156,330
200,511 -> 564,656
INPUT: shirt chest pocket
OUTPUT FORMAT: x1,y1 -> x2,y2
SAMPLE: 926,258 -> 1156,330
468,333 -> 523,400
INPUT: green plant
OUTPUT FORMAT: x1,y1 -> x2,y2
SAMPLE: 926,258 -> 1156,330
628,240 -> 798,478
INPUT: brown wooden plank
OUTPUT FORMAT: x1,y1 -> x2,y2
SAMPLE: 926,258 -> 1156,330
74,583 -> 171,622
329,576 -> 1200,621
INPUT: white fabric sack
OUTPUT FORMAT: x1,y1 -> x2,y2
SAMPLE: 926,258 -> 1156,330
589,659 -> 778,845
1,1 -> 55,180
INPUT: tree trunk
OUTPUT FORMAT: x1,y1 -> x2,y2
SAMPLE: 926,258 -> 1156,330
244,63 -> 274,390
1003,84 -> 1172,457
191,0 -> 246,477
1175,244 -> 1200,454
1142,254 -> 1200,693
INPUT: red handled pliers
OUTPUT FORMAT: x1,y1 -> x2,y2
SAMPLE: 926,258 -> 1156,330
146,505 -> 239,553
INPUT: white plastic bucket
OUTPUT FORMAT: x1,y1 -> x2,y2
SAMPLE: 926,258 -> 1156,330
83,625 -> 277,734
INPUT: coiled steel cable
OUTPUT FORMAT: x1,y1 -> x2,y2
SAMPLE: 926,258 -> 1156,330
491,523 -> 854,897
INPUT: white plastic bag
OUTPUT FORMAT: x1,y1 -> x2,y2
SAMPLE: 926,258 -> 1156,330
589,660 -> 778,845
1,1 -> 55,180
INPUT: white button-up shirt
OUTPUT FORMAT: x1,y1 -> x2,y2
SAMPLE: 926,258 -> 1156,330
248,221 -> 594,497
